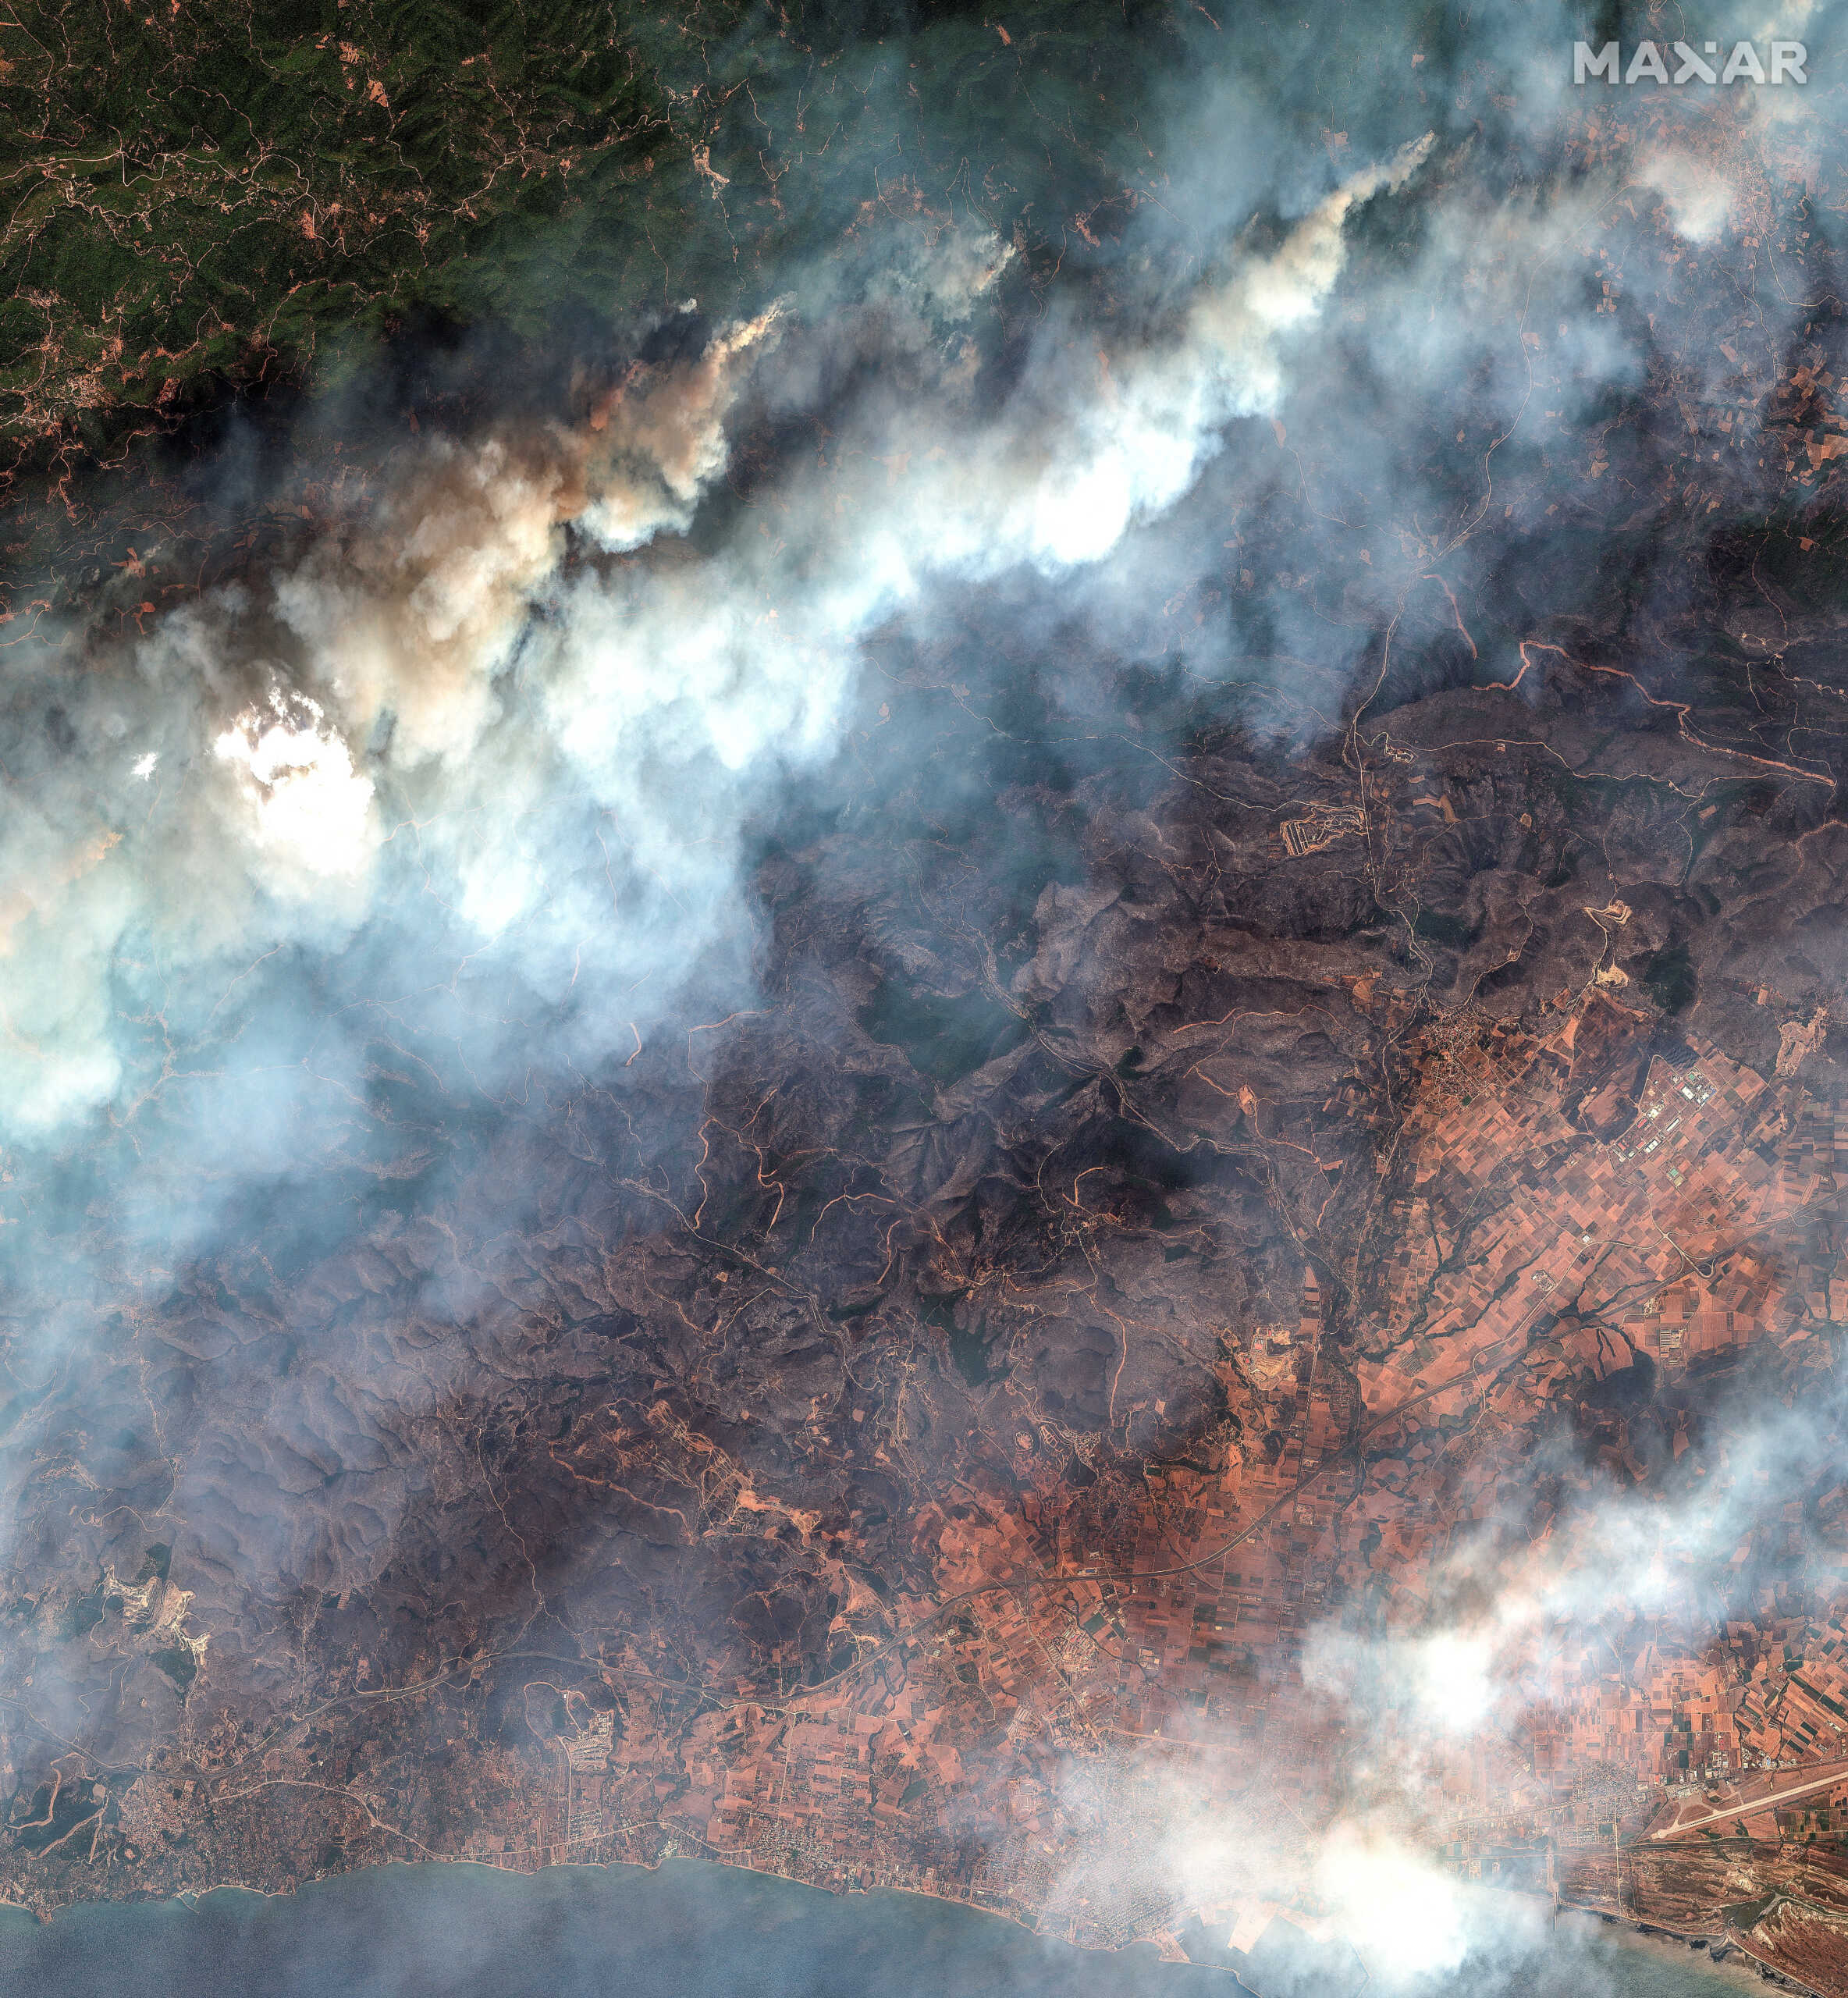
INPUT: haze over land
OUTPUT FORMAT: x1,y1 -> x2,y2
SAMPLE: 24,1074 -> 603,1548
5,0 -> 1848,1990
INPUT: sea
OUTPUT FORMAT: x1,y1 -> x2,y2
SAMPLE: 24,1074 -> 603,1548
0,1859 -> 1792,1997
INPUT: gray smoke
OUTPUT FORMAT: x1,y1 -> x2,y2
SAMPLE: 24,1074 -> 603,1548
1,0 -> 1845,1979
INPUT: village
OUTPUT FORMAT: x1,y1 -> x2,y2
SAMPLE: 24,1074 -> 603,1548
409,990 -> 1848,1988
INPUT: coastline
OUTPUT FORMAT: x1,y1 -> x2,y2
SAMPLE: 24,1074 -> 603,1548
0,1855 -> 1256,1996
1557,1903 -> 1829,1998
5,1853 -> 1824,1998
0,1837 -> 1114,1939
0,1847 -> 1251,1986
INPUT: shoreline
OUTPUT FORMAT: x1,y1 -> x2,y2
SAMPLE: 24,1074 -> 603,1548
1557,1902 -> 1830,1998
0,1854 -> 1269,1998
0,1851 -> 1250,1979
0,1836 -> 1173,1950
9,1850 -> 1828,1997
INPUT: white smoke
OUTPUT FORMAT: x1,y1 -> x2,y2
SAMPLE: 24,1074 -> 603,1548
0,20 -> 1836,1975
1639,150 -> 1736,245
1314,1820 -> 1549,1987
213,688 -> 378,885
0,140 -> 1434,1149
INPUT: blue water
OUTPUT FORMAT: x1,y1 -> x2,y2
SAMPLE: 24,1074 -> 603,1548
0,1861 -> 1767,1997
0,1860 -> 1232,1998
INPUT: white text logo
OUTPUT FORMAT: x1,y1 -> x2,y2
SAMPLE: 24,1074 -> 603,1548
1573,39 -> 1807,84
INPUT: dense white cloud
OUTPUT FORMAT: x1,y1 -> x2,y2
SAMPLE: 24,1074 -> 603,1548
0,142 -> 1438,1148
214,689 -> 379,884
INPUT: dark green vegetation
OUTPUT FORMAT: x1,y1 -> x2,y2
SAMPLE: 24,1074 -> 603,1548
151,1641 -> 197,1690
1641,942 -> 1697,1016
0,0 -> 1196,465
858,977 -> 1029,1086
0,0 -> 1525,608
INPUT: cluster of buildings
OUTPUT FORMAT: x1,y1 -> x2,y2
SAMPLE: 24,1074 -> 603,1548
409,990 -> 1848,1978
